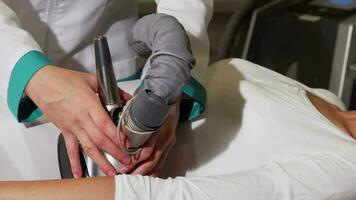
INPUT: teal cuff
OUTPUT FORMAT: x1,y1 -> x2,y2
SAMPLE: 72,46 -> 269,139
7,51 -> 52,123
182,78 -> 206,120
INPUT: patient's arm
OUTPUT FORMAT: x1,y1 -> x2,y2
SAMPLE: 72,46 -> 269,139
0,177 -> 114,200
2,154 -> 356,200
0,172 -> 273,200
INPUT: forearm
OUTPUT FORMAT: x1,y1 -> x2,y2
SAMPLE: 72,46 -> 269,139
0,177 -> 115,200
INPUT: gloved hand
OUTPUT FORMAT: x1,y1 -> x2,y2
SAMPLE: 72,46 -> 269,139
25,65 -> 132,178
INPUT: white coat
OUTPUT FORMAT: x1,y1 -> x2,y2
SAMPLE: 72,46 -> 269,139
0,0 -> 213,179
0,0 -> 213,123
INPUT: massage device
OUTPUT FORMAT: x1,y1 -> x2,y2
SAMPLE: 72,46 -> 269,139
58,36 -> 172,177
58,13 -> 195,178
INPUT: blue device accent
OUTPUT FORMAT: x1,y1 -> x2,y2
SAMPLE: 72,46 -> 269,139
311,0 -> 356,10
329,0 -> 355,5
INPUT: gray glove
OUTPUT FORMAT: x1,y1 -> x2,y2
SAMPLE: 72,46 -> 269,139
129,13 -> 195,104
116,14 -> 195,149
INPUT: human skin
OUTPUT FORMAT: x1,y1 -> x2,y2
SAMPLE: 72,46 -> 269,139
25,65 -> 178,177
306,92 -> 355,138
0,177 -> 115,200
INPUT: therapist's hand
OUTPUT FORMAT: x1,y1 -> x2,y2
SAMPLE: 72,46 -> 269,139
118,101 -> 179,176
25,65 -> 132,178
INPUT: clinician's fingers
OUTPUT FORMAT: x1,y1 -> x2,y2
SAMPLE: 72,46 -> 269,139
134,133 -> 157,162
75,128 -> 117,176
130,131 -> 176,175
84,115 -> 131,165
149,140 -> 175,177
118,133 -> 157,174
88,99 -> 118,142
63,133 -> 82,178
130,150 -> 162,175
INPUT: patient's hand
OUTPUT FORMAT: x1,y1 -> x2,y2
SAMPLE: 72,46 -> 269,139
119,102 -> 179,176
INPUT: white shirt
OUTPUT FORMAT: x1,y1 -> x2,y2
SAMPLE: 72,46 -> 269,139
115,59 -> 356,200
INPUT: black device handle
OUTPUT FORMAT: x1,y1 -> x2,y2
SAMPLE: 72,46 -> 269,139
94,36 -> 121,108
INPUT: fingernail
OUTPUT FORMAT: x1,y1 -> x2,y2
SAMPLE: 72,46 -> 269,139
72,168 -> 80,178
107,170 -> 116,177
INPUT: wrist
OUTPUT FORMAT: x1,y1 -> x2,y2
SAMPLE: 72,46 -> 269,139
24,65 -> 54,99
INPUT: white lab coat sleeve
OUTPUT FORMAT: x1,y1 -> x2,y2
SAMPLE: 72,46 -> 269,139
155,0 -> 213,120
0,1 -> 52,123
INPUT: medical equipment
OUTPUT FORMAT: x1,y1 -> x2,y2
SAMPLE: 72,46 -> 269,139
58,14 -> 195,178
229,0 -> 356,109
94,36 -> 163,156
95,36 -> 123,124
58,36 -> 171,178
